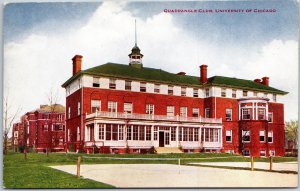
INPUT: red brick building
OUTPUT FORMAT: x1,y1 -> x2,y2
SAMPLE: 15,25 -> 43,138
62,43 -> 287,156
12,104 -> 66,152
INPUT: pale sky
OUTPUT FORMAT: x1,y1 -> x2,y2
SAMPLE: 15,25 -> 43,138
3,1 -> 299,128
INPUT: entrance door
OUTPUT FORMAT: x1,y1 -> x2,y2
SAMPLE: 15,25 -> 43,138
159,131 -> 165,147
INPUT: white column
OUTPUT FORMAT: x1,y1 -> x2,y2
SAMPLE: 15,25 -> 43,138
84,126 -> 87,141
203,128 -> 206,143
219,128 -> 223,148
151,125 -> 154,141
199,127 -> 202,143
266,102 -> 269,120
252,102 -> 255,120
94,123 -> 97,141
104,124 -> 106,141
255,102 -> 258,120
176,126 -> 179,147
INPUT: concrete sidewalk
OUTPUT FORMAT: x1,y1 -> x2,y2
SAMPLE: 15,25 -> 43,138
51,164 -> 298,188
189,162 -> 298,172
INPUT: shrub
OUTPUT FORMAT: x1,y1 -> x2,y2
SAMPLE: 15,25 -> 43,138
148,146 -> 156,154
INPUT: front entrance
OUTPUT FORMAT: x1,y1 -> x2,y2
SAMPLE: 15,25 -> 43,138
159,131 -> 164,147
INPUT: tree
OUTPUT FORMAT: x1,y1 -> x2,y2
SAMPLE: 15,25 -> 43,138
3,95 -> 22,154
285,120 -> 298,149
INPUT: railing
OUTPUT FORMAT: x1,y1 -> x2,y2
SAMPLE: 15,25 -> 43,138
86,111 -> 222,124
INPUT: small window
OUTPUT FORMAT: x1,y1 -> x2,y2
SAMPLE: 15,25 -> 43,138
193,88 -> 198,97
221,88 -> 226,97
273,94 -> 277,102
226,109 -> 232,121
43,124 -> 48,131
253,92 -> 258,97
109,79 -> 116,89
167,106 -> 175,117
243,90 -> 248,97
260,150 -> 266,157
242,109 -> 250,120
226,130 -> 232,142
125,81 -> 131,91
68,107 -> 71,119
91,100 -> 101,113
232,89 -> 237,98
259,130 -> 265,142
269,150 -> 275,156
108,101 -> 117,113
77,127 -> 80,141
99,124 -> 104,140
180,107 -> 187,117
78,102 -> 81,116
124,103 -> 133,114
205,108 -> 210,118
192,108 -> 199,117
140,82 -> 146,92
242,130 -> 250,142
181,87 -> 186,96
268,131 -> 273,143
146,104 -> 154,115
268,112 -> 273,123
205,88 -> 210,97
258,109 -> 265,120
93,77 -> 100,87
243,149 -> 250,156
154,84 -> 160,93
168,86 -> 173,95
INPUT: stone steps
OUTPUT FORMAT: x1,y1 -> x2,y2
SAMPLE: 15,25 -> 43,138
155,147 -> 183,154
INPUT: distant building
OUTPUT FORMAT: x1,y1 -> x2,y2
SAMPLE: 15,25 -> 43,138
62,41 -> 287,156
12,104 -> 66,152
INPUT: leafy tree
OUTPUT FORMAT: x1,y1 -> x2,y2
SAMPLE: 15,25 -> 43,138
285,120 -> 298,149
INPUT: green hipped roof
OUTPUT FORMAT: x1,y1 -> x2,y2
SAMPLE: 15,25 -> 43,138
62,63 -> 287,95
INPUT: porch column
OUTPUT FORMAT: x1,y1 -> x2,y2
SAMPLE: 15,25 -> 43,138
203,127 -> 206,143
94,123 -> 97,141
238,103 -> 241,120
219,128 -> 223,148
252,102 -> 255,120
104,124 -> 106,141
266,102 -> 269,120
151,125 -> 154,141
199,127 -> 202,143
255,102 -> 258,120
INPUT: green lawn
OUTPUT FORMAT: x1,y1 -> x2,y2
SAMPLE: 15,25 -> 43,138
3,152 -> 298,188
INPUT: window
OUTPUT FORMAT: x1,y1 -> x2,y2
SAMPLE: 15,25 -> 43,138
127,126 -> 132,140
192,108 -> 199,117
221,88 -> 226,97
259,130 -> 265,142
124,103 -> 133,114
242,130 -> 250,142
68,107 -> 71,119
43,124 -> 48,131
243,150 -> 250,156
181,87 -> 186,96
258,109 -> 265,120
140,82 -> 146,92
54,124 -> 64,131
108,101 -> 117,113
154,126 -> 158,140
78,102 -> 81,115
194,128 -> 199,141
193,88 -> 198,97
264,93 -> 268,98
77,127 -> 80,141
171,127 -> 176,141
226,130 -> 232,142
243,90 -> 248,97
109,79 -> 116,89
205,108 -> 210,118
253,92 -> 258,97
112,125 -> 118,141
139,126 -> 145,141
165,132 -> 170,145
93,77 -> 100,87
242,109 -> 250,120
226,109 -> 232,121
154,84 -> 160,93
146,126 -> 151,140
167,106 -> 175,117
269,150 -> 275,156
183,128 -> 188,141
99,124 -> 104,140
168,86 -> 173,95
91,100 -> 101,113
180,107 -> 187,117
273,94 -> 277,102
260,150 -> 266,157
205,88 -> 210,97
133,125 -> 138,140
125,81 -> 131,90
106,124 -> 111,140
43,114 -> 49,119
268,112 -> 273,123
268,131 -> 273,143
205,128 -> 209,142
146,104 -> 154,115
232,89 -> 237,98
212,129 -> 219,142
118,125 -> 124,140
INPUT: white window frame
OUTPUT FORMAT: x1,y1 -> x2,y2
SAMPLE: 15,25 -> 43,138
258,108 -> 265,120
146,104 -> 154,115
108,101 -> 117,113
193,88 -> 199,97
273,94 -> 277,102
78,102 -> 81,116
125,80 -> 132,91
269,150 -> 275,156
109,79 -> 116,89
124,102 -> 133,114
242,130 -> 250,143
181,87 -> 186,96
205,88 -> 210,98
268,112 -> 273,123
232,89 -> 237,98
260,150 -> 266,157
154,84 -> 160,93
259,130 -> 265,143
93,77 -> 100,87
91,100 -> 101,113
226,109 -> 232,121
192,108 -> 199,117
68,107 -> 71,119
268,131 -> 273,143
243,90 -> 248,97
226,130 -> 232,143
168,85 -> 173,95
77,126 -> 80,141
221,88 -> 226,97
167,106 -> 175,117
140,82 -> 146,92
180,107 -> 187,117
205,108 -> 210,118
242,108 -> 251,120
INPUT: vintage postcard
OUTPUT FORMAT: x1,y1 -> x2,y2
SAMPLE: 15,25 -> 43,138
2,0 -> 299,188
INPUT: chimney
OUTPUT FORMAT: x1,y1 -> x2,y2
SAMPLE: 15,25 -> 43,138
254,79 -> 261,84
200,65 -> 208,84
177,72 -> 186,76
72,55 -> 83,75
261,77 -> 269,86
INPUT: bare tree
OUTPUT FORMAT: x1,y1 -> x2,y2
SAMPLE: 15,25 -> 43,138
3,95 -> 22,154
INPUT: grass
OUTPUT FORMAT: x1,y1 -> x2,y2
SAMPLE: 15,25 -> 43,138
3,152 -> 298,188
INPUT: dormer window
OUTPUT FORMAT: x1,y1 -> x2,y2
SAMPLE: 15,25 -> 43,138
140,82 -> 146,92
154,84 -> 160,93
109,79 -> 116,89
243,90 -> 248,97
221,88 -> 226,97
125,81 -> 131,91
181,87 -> 186,96
168,86 -> 173,95
193,88 -> 199,97
93,77 -> 100,87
